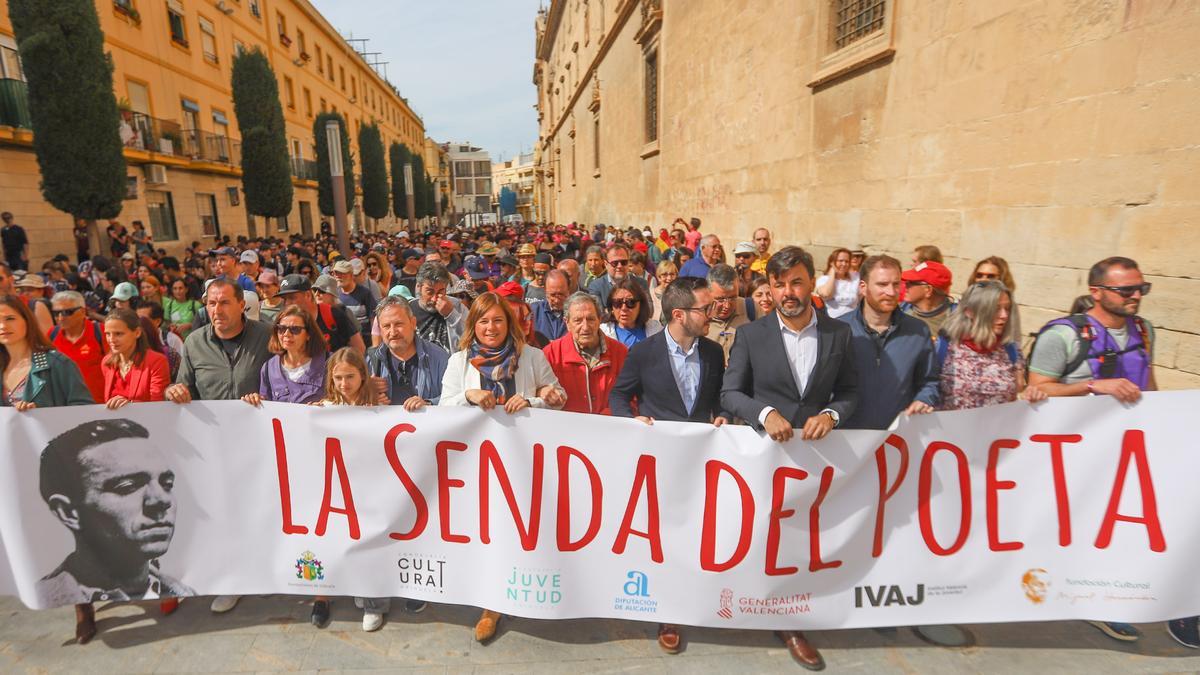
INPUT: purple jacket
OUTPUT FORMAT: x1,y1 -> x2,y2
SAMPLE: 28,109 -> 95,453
259,351 -> 327,404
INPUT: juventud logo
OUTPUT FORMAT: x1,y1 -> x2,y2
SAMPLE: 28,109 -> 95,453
1022,568 -> 1050,604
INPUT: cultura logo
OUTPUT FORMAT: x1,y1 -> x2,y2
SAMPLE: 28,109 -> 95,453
1022,568 -> 1050,604
854,584 -> 925,608
717,588 -> 733,619
295,550 -> 325,581
623,571 -> 650,597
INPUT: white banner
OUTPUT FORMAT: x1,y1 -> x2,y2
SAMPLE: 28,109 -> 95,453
0,393 -> 1195,629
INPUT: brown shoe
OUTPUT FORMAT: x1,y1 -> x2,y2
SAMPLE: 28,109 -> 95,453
657,623 -> 682,654
777,630 -> 825,671
475,609 -> 502,643
75,603 -> 96,645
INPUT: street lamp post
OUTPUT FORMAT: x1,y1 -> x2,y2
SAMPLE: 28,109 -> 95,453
325,120 -> 350,257
403,162 -> 416,229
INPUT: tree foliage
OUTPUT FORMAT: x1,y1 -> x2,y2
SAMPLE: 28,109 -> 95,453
314,112 -> 355,216
8,0 -> 126,220
358,122 -> 389,220
231,49 -> 293,217
388,142 -> 411,218
411,151 -> 427,218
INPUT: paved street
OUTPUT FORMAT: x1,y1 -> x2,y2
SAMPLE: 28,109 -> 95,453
0,595 -> 1197,673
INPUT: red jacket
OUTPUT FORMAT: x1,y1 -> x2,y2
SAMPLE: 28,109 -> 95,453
543,334 -> 627,415
102,350 -> 171,403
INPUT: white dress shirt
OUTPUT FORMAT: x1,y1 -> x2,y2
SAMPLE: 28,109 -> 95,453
758,309 -> 821,426
663,327 -> 702,415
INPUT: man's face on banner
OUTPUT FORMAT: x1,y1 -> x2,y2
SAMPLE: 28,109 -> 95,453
75,439 -> 177,561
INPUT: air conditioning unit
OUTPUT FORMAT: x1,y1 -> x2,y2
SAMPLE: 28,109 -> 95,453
144,164 -> 168,185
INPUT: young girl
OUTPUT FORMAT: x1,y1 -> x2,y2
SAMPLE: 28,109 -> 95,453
311,348 -> 389,632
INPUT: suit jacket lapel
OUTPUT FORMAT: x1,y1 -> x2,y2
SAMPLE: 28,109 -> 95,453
653,333 -> 689,417
767,315 -> 803,400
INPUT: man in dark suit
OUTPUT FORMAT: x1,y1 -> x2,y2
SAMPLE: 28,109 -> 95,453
608,276 -> 727,655
720,245 -> 858,671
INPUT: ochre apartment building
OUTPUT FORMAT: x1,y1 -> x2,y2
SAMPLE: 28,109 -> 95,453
533,0 -> 1200,387
0,0 -> 425,258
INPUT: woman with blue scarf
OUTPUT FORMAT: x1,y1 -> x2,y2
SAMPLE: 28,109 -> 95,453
439,291 -> 566,643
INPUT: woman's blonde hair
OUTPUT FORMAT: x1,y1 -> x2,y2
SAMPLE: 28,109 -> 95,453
323,347 -> 378,406
941,281 -> 1017,350
458,292 -> 526,352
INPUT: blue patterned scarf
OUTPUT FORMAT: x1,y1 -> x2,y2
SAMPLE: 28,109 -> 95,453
468,338 -> 519,403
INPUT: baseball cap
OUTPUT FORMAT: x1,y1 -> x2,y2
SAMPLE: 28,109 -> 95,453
402,248 -> 423,261
516,243 -> 536,257
313,274 -> 339,296
239,250 -> 259,264
733,242 -> 758,257
902,261 -> 953,293
349,258 -> 365,275
331,260 -> 353,274
396,231 -> 409,239
111,281 -> 139,301
210,246 -> 236,257
498,255 -> 519,268
275,274 -> 312,296
464,256 -> 491,280
257,269 -> 279,285
387,285 -> 414,300
494,280 -> 525,299
120,252 -> 135,261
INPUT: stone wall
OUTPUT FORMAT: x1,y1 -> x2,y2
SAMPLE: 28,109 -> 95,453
534,0 -> 1200,387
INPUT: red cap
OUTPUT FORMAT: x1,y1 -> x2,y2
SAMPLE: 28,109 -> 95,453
901,261 -> 953,292
633,241 -> 649,254
494,281 -> 525,299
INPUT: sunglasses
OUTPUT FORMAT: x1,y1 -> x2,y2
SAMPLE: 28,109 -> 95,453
1093,283 -> 1151,298
607,259 -> 630,267
274,325 -> 306,335
974,272 -> 999,280
611,298 -> 640,309
51,307 -> 82,318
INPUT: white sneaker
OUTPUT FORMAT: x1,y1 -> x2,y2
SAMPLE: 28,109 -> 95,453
210,595 -> 241,613
362,610 -> 385,632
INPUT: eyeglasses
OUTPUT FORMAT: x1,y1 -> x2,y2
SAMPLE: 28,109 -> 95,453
1093,283 -> 1151,298
611,298 -> 640,309
51,307 -> 82,318
367,261 -> 380,268
681,304 -> 714,315
711,296 -> 737,305
607,259 -> 630,267
974,272 -> 999,280
275,325 -> 306,335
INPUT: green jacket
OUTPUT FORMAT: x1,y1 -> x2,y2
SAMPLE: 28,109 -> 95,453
5,350 -> 95,408
176,320 -> 274,400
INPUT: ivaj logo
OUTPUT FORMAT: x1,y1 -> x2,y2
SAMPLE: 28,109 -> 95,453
854,584 -> 924,608
295,550 -> 325,582
624,571 -> 650,597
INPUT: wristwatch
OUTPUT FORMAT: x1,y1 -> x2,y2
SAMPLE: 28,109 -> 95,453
820,409 -> 840,427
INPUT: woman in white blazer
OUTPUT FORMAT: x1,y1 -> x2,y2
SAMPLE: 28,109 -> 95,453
439,291 -> 565,642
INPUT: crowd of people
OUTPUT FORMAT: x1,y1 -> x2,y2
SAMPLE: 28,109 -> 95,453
0,211 -> 1181,668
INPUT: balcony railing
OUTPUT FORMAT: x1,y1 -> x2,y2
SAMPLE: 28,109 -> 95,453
120,112 -> 185,156
290,157 -> 318,180
0,78 -> 32,129
181,128 -> 241,166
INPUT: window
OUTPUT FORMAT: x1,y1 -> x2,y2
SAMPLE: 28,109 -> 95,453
198,16 -> 218,63
181,98 -> 200,130
211,110 -> 229,137
351,76 -> 357,100
290,138 -> 302,159
248,0 -> 260,19
233,39 -> 246,61
455,179 -> 471,195
126,80 -> 151,115
339,66 -> 345,92
0,36 -> 23,81
274,215 -> 289,232
644,49 -> 658,143
593,117 -> 600,173
474,178 -> 491,195
167,0 -> 188,47
316,45 -> 323,74
474,160 -> 490,174
195,193 -> 219,237
319,97 -> 326,112
302,87 -> 312,117
833,0 -> 886,50
455,161 -> 473,178
146,190 -> 178,240
283,76 -> 295,109
276,12 -> 289,45
327,56 -> 334,81
570,135 -> 576,185
296,29 -> 307,56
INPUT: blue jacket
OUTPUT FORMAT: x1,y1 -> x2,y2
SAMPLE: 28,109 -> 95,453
366,337 -> 449,405
4,350 -> 95,408
678,257 -> 712,279
529,300 -> 567,342
837,305 -> 940,430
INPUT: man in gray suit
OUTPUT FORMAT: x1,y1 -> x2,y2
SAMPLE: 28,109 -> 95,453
719,245 -> 858,670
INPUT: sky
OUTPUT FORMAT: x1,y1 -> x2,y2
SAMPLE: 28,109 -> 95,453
309,0 -> 543,163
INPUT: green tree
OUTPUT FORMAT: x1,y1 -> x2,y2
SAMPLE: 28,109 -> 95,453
411,150 -> 427,218
423,172 -> 436,219
358,122 -> 389,221
314,112 -> 355,216
388,142 -> 411,219
231,49 -> 293,217
8,0 -> 126,251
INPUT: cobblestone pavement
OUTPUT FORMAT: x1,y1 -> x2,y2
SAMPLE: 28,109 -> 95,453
0,595 -> 1198,673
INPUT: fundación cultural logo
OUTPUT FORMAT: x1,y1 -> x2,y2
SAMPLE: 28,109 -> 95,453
295,550 -> 325,582
613,570 -> 657,614
397,554 -> 446,594
1022,568 -> 1050,604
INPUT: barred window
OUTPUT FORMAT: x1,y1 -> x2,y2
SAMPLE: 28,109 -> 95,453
644,49 -> 658,143
833,0 -> 886,50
